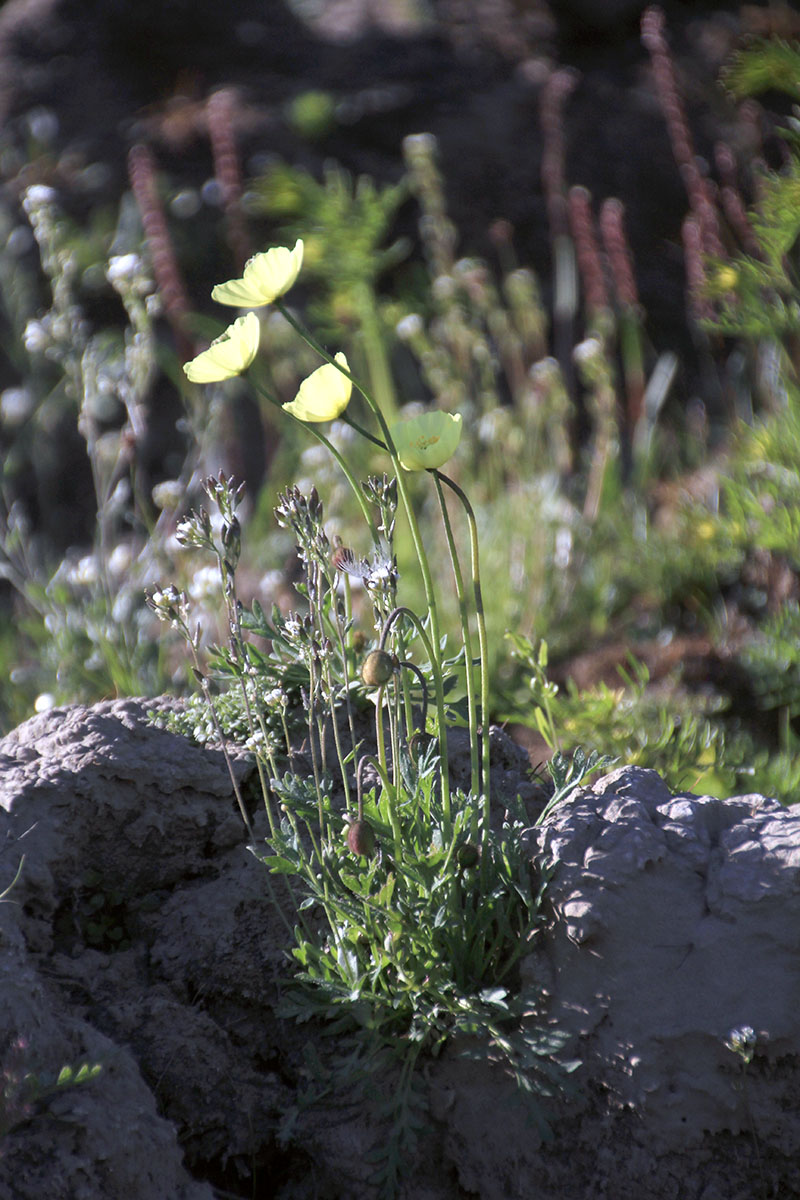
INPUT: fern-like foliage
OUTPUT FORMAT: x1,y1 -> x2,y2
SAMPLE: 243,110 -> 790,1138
722,37 -> 800,103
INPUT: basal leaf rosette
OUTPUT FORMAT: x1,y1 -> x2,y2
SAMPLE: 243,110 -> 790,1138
283,352 -> 352,422
391,410 -> 462,471
183,312 -> 260,383
212,240 -> 304,308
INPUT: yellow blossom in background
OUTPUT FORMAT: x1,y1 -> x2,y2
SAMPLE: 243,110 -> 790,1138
716,266 -> 738,290
391,411 -> 463,471
212,240 -> 304,307
283,352 -> 352,422
183,312 -> 260,383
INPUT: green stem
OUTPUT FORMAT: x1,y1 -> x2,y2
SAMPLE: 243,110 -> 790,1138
379,605 -> 450,832
322,566 -> 359,810
253,380 -> 381,547
273,307 -> 451,824
432,472 -> 479,808
435,472 -> 491,847
374,684 -> 402,855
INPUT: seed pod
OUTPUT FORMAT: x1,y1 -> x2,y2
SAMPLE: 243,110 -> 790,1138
360,649 -> 395,688
457,842 -> 480,869
347,819 -> 377,857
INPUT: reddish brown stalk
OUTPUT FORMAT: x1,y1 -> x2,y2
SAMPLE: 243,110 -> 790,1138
539,67 -> 579,240
599,199 -> 638,310
682,215 -> 713,324
690,175 -> 726,260
600,198 -> 645,429
127,143 -> 193,361
641,6 -> 725,260
641,7 -> 694,170
568,186 -> 609,319
206,88 -> 250,271
714,141 -> 760,257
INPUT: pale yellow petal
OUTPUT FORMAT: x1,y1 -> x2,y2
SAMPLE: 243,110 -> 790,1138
211,277 -> 263,307
283,352 -> 352,422
183,312 -> 260,383
212,240 -> 304,307
391,411 -> 462,471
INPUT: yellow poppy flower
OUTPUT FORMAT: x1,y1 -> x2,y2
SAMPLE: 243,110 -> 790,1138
391,411 -> 462,471
183,312 -> 260,383
283,353 -> 352,422
211,240 -> 304,307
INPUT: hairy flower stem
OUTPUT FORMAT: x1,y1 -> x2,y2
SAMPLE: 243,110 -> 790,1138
322,605 -> 358,811
373,684 -> 403,855
319,639 -> 353,811
274,304 -> 451,816
432,473 -> 480,806
222,578 -> 281,839
435,473 -> 491,841
196,674 -> 255,839
302,666 -> 325,839
378,605 -> 449,831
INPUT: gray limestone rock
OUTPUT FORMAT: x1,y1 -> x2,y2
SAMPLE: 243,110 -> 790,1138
1,700 -> 799,1199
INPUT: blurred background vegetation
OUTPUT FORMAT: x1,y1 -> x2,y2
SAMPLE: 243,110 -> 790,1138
2,1 -> 800,802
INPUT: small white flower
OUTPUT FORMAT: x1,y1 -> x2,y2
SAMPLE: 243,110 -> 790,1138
402,132 -> 436,156
70,555 -> 99,586
573,337 -> 604,366
23,184 -> 57,210
0,388 -> 34,425
395,313 -> 423,341
152,480 -> 183,510
554,528 -> 573,569
188,565 -> 221,602
23,318 -> 50,355
431,274 -> 456,302
112,591 -> 134,623
107,544 -> 133,577
175,517 -> 194,541
300,444 -> 330,470
284,614 -> 302,638
258,569 -> 284,595
107,254 -> 142,285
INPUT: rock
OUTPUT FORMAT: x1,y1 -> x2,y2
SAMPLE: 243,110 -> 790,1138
514,764 -> 800,1197
375,762 -> 800,1199
0,698 -> 286,1200
1,701 -> 799,1198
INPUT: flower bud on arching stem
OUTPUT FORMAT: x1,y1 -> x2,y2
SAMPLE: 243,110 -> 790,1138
347,755 -> 377,857
376,607 -> 430,742
360,648 -> 396,688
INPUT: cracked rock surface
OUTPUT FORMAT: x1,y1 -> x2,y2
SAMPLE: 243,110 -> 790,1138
1,700 -> 799,1198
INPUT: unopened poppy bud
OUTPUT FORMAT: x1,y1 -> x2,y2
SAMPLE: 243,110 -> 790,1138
360,649 -> 395,688
347,819 -> 376,857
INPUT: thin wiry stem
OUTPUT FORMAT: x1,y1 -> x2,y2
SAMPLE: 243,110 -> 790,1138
273,305 -> 452,822
434,472 -> 491,850
432,472 -> 480,807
